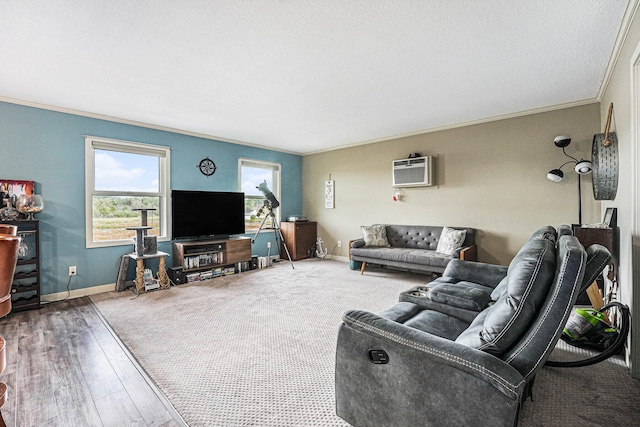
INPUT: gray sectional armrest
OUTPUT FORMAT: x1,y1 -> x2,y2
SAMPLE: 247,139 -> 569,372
349,238 -> 365,250
428,283 -> 492,311
443,259 -> 508,289
398,290 -> 483,323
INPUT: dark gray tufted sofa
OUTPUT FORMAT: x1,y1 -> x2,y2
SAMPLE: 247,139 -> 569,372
349,225 -> 477,275
336,226 -> 611,427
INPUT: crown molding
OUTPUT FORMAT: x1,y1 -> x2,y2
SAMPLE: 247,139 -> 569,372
597,0 -> 640,101
304,98 -> 600,156
0,95 -> 303,156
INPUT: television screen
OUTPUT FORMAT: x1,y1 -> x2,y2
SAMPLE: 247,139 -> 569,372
171,190 -> 245,240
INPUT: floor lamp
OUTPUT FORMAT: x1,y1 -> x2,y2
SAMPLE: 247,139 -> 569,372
547,135 -> 592,225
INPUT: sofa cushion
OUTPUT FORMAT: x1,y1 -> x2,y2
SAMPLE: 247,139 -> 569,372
381,303 -> 470,340
455,235 -> 556,355
429,276 -> 495,294
361,224 -> 390,247
350,247 -> 453,268
385,225 -> 442,250
436,226 -> 467,255
403,309 -> 470,340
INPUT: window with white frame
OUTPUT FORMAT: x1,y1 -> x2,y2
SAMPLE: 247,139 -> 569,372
85,136 -> 170,248
239,158 -> 281,232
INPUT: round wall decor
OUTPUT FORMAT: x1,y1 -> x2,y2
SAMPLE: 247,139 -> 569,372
198,157 -> 217,177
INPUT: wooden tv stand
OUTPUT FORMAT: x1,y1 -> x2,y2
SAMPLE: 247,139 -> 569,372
172,236 -> 252,280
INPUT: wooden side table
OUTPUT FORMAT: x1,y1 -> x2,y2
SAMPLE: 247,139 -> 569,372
280,221 -> 317,260
128,251 -> 170,293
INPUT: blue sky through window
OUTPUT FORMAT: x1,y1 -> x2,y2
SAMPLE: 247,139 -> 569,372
95,150 -> 159,192
241,166 -> 273,196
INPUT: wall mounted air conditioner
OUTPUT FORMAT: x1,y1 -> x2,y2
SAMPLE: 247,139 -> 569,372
392,156 -> 434,187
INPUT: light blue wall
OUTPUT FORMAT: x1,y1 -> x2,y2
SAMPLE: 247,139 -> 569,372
0,101 -> 302,296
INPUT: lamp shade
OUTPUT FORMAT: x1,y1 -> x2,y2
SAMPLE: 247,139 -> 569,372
547,169 -> 564,182
575,160 -> 592,174
554,135 -> 571,148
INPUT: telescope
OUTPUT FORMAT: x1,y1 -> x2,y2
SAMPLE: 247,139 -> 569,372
257,181 -> 279,208
251,180 -> 293,269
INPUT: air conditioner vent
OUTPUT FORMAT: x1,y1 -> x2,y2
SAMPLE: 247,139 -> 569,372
392,156 -> 434,187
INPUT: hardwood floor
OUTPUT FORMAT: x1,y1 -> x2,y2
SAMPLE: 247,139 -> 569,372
0,297 -> 186,427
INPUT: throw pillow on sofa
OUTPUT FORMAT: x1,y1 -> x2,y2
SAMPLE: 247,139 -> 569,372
436,226 -> 466,255
361,224 -> 390,247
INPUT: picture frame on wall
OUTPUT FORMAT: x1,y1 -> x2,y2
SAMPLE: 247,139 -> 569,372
325,180 -> 335,209
603,207 -> 617,229
0,179 -> 34,208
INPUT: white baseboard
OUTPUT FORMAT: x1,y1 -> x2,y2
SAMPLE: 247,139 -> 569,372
41,283 -> 116,303
41,257 -> 350,302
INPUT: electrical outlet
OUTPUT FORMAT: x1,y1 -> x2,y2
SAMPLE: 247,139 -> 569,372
267,241 -> 271,249
337,240 -> 342,248
69,266 -> 77,276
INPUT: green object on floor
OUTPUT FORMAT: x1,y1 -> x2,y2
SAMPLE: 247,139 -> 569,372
564,308 -> 606,339
562,307 -> 619,352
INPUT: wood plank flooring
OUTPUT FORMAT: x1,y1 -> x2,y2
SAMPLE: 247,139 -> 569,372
0,297 -> 186,427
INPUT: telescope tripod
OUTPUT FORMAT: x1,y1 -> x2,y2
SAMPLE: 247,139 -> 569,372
251,200 -> 294,269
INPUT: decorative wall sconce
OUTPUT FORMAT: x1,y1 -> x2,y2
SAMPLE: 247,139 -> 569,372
547,135 -> 592,224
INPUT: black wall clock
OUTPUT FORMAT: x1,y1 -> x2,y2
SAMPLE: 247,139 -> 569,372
198,157 -> 217,177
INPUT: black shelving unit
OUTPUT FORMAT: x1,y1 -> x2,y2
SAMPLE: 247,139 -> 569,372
2,220 -> 41,312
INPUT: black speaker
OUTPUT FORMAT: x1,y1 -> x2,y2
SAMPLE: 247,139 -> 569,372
251,256 -> 258,270
168,266 -> 185,285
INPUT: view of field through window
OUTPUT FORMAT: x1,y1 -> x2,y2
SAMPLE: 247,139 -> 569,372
92,148 -> 163,242
92,196 -> 160,241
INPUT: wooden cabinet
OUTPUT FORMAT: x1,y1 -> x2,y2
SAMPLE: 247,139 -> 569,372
572,226 -> 615,259
173,236 -> 252,280
572,225 -> 616,307
280,221 -> 317,261
2,220 -> 41,312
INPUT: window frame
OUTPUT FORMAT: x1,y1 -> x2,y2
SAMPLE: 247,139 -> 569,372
84,135 -> 171,248
238,158 -> 282,233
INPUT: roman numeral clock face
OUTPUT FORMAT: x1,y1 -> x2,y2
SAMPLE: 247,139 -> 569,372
198,157 -> 217,177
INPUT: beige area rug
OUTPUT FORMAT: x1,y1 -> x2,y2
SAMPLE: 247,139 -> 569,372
91,259 -> 640,427
90,260 -> 426,426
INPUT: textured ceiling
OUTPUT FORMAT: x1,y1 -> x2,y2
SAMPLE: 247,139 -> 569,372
0,1 -> 630,154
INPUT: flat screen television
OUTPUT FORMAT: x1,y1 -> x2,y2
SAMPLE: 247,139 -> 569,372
171,190 -> 245,240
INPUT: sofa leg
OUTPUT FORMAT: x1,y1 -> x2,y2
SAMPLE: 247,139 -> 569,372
360,262 -> 367,275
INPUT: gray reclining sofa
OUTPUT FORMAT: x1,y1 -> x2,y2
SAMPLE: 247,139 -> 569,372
335,225 -> 611,427
349,224 -> 477,275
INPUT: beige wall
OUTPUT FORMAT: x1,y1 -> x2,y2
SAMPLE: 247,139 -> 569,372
599,5 -> 640,376
303,103 -> 601,266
